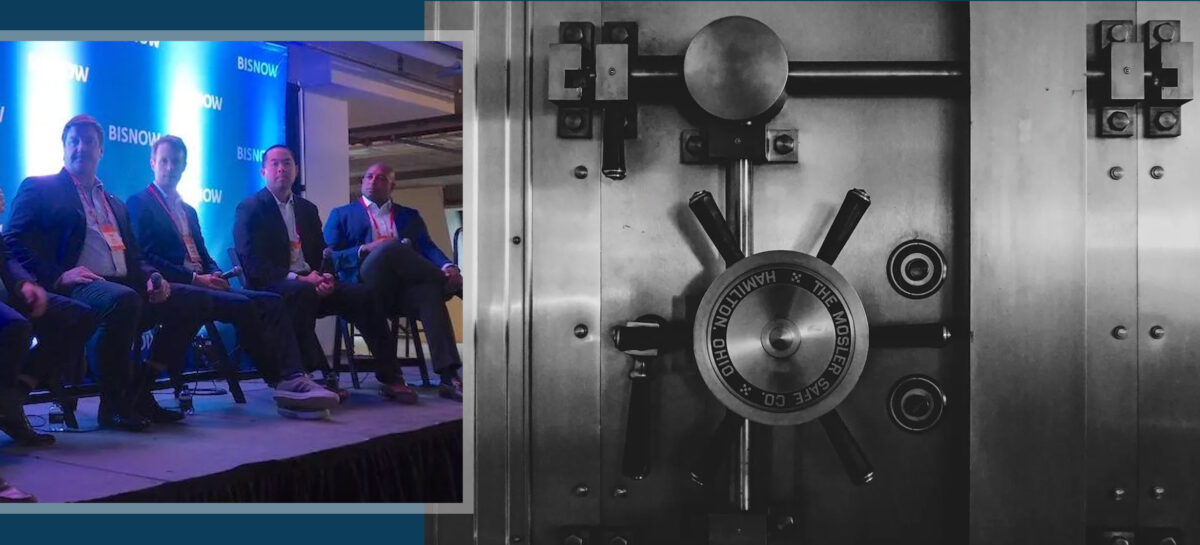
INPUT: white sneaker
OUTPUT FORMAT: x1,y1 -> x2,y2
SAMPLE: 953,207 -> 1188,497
273,375 -> 340,411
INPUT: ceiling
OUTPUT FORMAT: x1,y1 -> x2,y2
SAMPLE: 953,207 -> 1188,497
290,41 -> 463,198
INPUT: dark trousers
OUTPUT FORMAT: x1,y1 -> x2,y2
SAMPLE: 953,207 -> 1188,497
265,278 -> 399,384
0,303 -> 32,390
359,240 -> 461,376
201,287 -> 303,384
69,280 -> 210,401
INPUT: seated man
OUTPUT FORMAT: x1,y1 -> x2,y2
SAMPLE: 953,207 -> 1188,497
0,189 -> 96,446
324,162 -> 463,401
5,114 -> 211,431
127,135 -> 338,413
234,145 -> 417,403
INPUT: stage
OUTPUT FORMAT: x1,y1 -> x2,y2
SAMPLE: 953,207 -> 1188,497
0,372 -> 463,503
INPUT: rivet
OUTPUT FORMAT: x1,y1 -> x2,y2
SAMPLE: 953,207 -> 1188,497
613,486 -> 629,498
1111,326 -> 1128,340
574,324 -> 588,339
1108,166 -> 1124,180
572,483 -> 590,497
1151,166 -> 1165,179
1112,487 -> 1126,501
574,165 -> 589,179
511,236 -> 522,245
1151,485 -> 1166,499
1150,325 -> 1166,339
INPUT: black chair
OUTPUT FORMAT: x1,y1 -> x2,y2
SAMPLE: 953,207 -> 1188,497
331,314 -> 432,390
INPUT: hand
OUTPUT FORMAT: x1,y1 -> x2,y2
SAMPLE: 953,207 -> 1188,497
315,273 -> 336,297
57,266 -> 103,288
359,239 -> 388,256
193,273 -> 230,291
298,270 -> 325,287
146,277 -> 171,303
20,283 -> 48,318
443,265 -> 463,291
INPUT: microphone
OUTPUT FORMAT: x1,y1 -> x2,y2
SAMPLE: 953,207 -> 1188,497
217,266 -> 242,280
149,272 -> 164,290
319,248 -> 334,275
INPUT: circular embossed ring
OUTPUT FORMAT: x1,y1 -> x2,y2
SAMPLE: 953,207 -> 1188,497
693,250 -> 869,425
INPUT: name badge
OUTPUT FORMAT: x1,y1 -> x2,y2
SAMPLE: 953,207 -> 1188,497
100,224 -> 126,251
183,234 -> 202,263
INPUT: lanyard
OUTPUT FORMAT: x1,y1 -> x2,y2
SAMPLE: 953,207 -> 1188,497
360,198 -> 395,240
71,175 -> 116,228
148,184 -> 202,263
147,184 -> 189,240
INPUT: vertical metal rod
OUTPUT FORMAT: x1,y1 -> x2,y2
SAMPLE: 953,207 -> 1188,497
726,158 -> 753,513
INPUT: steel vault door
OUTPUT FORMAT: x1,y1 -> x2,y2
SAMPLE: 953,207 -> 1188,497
525,3 -> 967,543
1086,3 -> 1200,543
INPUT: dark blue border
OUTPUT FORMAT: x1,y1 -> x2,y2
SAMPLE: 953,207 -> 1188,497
3,514 -> 426,542
2,0 -> 426,30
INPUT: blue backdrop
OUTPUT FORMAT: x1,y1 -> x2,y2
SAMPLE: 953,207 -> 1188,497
0,40 -> 287,270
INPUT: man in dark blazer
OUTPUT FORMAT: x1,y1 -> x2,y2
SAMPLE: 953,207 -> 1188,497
234,145 -> 417,404
323,162 -> 463,401
4,115 -> 211,431
127,136 -> 338,413
0,188 -> 96,446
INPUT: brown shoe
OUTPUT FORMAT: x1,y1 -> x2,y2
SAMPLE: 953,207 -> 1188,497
380,382 -> 419,404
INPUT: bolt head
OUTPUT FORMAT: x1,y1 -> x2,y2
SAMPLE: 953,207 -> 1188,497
1109,24 -> 1130,43
608,67 -> 617,76
564,113 -> 584,131
564,26 -> 584,43
1156,23 -> 1177,42
685,135 -> 706,156
572,483 -> 590,497
1107,110 -> 1131,131
610,26 -> 629,43
1108,166 -> 1125,181
1151,166 -> 1165,180
1156,110 -> 1179,130
574,165 -> 589,179
574,324 -> 589,338
773,134 -> 795,155
1112,326 -> 1128,340
511,236 -> 522,245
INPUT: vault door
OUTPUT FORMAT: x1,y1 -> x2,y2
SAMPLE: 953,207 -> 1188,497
528,3 -> 968,544
1085,3 -> 1200,543
1135,4 -> 1200,543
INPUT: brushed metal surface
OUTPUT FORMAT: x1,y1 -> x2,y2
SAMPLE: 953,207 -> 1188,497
1137,3 -> 1200,535
529,3 -> 606,544
969,3 -> 1087,543
593,2 -> 965,544
1085,1 -> 1141,532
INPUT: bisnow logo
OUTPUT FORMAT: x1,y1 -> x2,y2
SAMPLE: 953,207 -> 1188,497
236,56 -> 280,78
29,54 -> 90,83
108,125 -> 163,147
236,146 -> 266,163
196,91 -> 223,111
134,41 -> 161,48
199,187 -> 223,204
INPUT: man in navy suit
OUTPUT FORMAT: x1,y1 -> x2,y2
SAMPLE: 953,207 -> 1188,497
127,136 -> 338,413
4,115 -> 211,431
234,145 -> 417,404
324,163 -> 462,401
0,188 -> 95,446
